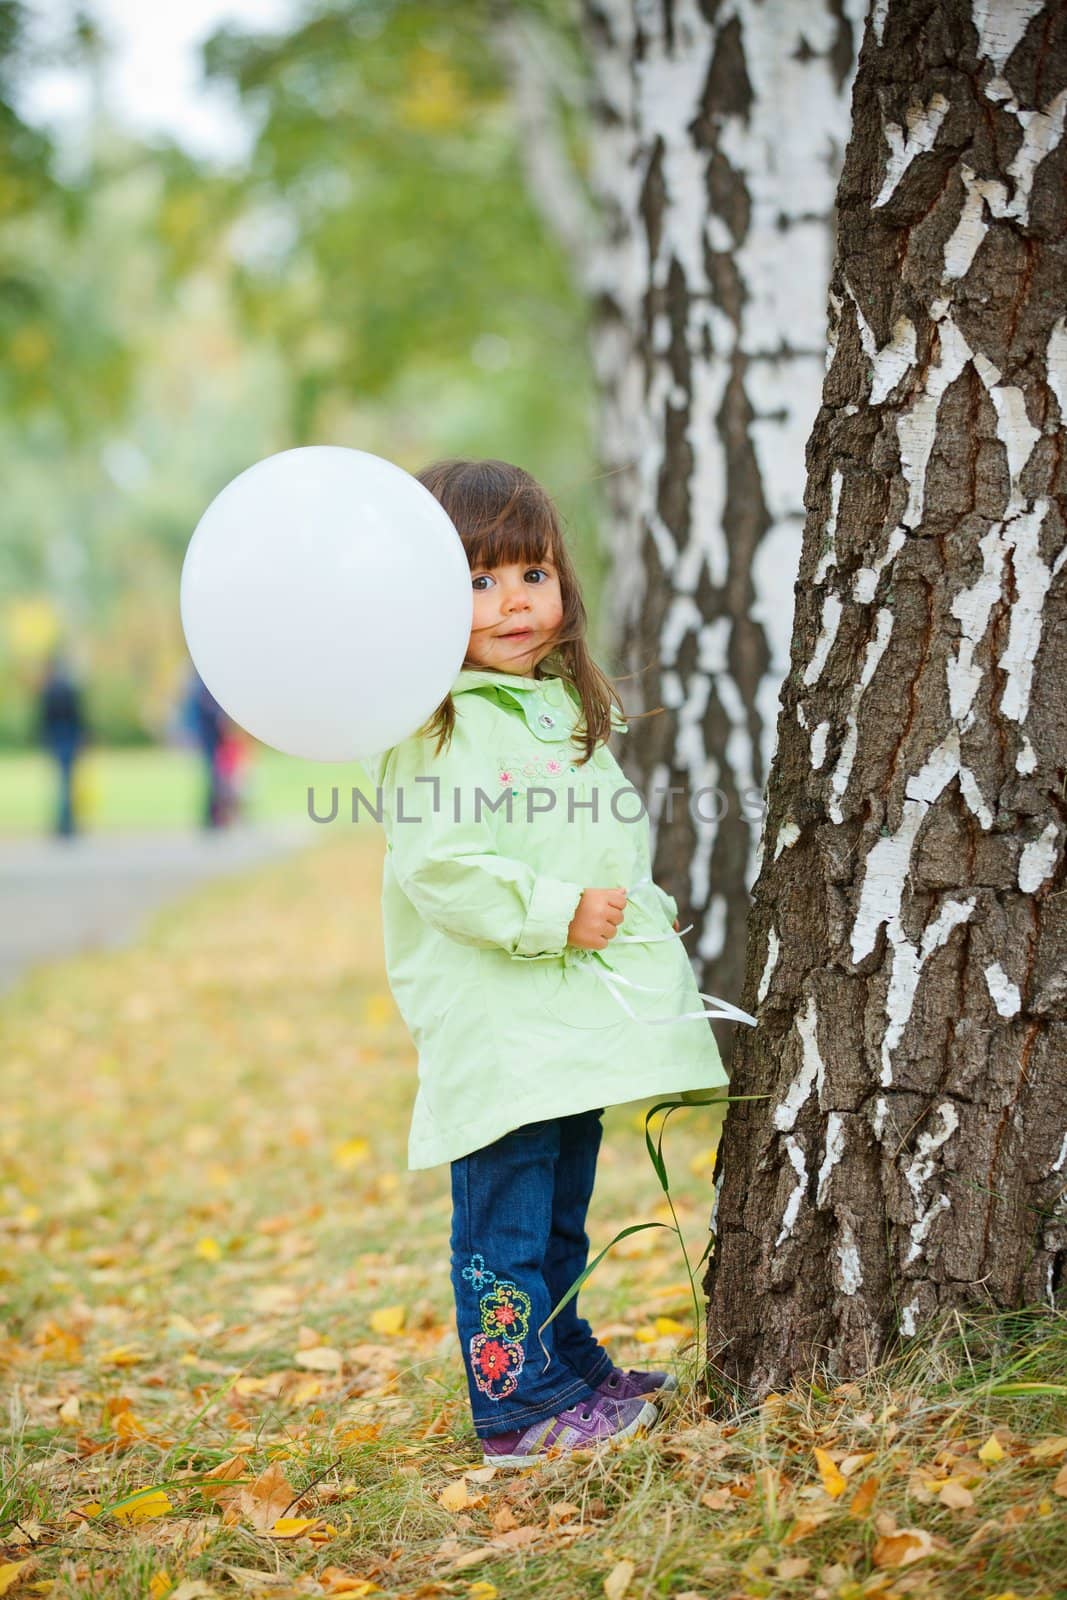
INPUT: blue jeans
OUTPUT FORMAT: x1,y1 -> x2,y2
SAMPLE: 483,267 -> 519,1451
449,1107 -> 615,1438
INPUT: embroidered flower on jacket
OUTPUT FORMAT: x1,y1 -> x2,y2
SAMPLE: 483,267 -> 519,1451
461,1253 -> 497,1291
479,1280 -> 532,1342
469,1332 -> 524,1399
496,748 -> 577,787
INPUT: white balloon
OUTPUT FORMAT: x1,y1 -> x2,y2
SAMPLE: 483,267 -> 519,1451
180,446 -> 472,761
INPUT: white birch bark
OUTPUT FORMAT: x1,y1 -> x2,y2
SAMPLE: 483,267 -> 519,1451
583,0 -> 865,1016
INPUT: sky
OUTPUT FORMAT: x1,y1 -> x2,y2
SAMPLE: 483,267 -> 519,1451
19,0 -> 298,164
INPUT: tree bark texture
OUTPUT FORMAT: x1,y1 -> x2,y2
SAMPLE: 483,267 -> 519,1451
582,0 -> 863,1018
704,0 -> 1067,1398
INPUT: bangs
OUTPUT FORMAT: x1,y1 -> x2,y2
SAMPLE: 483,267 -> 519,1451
415,457 -> 563,577
466,515 -> 553,574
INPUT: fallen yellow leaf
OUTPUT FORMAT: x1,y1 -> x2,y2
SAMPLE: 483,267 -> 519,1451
112,1490 -> 173,1523
290,1377 -> 323,1405
200,1455 -> 248,1504
847,1474 -> 880,1516
194,1236 -> 222,1262
872,1527 -> 935,1567
814,1447 -> 847,1498
0,1563 -> 29,1597
783,1511 -> 833,1542
1028,1436 -> 1067,1462
438,1480 -> 486,1512
239,1461 -> 299,1532
331,1138 -> 371,1170
604,1559 -> 635,1599
369,1306 -> 405,1336
317,1569 -> 380,1596
468,1584 -> 498,1599
295,1345 -> 342,1373
271,1516 -> 324,1538
100,1345 -> 145,1366
978,1433 -> 1005,1465
336,1424 -> 382,1445
149,1572 -> 173,1599
113,1409 -> 150,1440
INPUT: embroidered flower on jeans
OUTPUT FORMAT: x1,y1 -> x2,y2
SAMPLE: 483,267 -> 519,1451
479,1279 -> 531,1342
461,1253 -> 497,1291
469,1332 -> 524,1399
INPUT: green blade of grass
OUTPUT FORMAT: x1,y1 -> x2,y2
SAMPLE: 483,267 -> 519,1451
535,1221 -> 676,1370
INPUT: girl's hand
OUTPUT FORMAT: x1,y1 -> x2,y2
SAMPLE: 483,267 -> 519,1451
567,887 -> 627,950
673,918 -> 680,931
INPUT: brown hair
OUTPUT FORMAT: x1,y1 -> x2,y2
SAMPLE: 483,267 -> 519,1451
414,458 -> 626,766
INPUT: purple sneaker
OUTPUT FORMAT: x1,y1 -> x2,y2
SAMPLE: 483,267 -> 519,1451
595,1366 -> 679,1403
481,1393 -> 658,1468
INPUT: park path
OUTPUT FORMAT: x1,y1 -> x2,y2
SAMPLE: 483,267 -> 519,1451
0,821 -> 320,996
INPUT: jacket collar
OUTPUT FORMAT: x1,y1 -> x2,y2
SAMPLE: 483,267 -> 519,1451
452,666 -> 565,696
447,664 -> 628,737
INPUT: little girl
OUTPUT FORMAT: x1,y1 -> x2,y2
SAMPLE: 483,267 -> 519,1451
365,459 -> 741,1468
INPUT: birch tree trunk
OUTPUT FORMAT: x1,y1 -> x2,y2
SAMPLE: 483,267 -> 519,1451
704,0 -> 1067,1396
582,0 -> 863,1015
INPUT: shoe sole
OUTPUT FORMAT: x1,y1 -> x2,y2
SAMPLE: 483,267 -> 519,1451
482,1399 -> 659,1469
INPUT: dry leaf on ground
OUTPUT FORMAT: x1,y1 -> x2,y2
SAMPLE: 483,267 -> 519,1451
872,1528 -> 936,1567
814,1447 -> 847,1497
604,1557 -> 635,1599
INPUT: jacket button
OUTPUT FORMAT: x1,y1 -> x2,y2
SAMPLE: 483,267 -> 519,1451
538,713 -> 555,727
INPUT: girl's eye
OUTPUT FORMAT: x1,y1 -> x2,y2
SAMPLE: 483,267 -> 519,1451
472,568 -> 550,591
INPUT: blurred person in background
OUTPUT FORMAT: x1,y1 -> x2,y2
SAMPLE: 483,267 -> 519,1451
36,648 -> 89,839
215,718 -> 251,826
180,666 -> 249,829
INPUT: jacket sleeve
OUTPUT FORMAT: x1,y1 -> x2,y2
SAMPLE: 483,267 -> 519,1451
377,717 -> 585,961
651,882 -> 679,925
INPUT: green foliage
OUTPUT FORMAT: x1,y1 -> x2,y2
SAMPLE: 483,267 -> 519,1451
0,4 -> 130,434
198,0 -> 589,431
0,0 -> 602,747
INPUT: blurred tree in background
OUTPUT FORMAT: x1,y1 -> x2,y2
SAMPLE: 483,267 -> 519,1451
0,0 -> 599,747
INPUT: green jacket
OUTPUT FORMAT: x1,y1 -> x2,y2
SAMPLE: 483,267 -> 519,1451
365,665 -> 731,1169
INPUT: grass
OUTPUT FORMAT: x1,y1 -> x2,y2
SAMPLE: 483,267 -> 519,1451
0,747 -> 374,835
1,828 -> 1064,1599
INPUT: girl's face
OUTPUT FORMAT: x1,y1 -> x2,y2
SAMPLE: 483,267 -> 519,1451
465,554 -> 564,675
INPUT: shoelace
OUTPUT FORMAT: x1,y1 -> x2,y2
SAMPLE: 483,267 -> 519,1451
573,873 -> 757,1029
